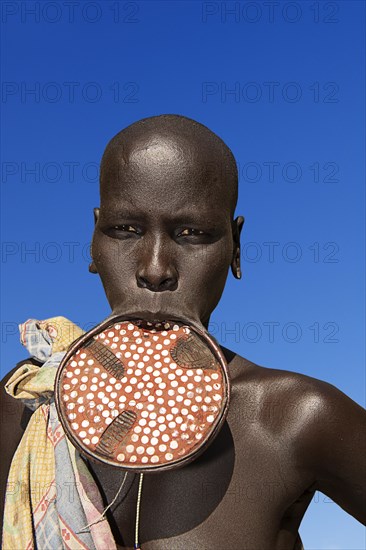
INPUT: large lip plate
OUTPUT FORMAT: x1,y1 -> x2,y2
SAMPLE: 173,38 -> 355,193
54,314 -> 231,473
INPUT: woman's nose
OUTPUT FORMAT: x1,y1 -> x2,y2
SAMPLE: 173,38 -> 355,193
136,239 -> 178,292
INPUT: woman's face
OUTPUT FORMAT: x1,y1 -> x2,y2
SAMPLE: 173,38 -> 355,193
92,137 -> 242,328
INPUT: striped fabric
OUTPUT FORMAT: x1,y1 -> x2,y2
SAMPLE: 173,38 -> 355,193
2,317 -> 117,550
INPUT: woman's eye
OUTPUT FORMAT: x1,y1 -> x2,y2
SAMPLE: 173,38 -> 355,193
113,225 -> 138,233
178,228 -> 205,237
106,224 -> 141,238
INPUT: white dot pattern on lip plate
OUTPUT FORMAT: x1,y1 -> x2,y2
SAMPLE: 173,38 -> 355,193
60,320 -> 226,467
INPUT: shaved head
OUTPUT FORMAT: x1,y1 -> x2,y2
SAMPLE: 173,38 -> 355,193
99,114 -> 238,218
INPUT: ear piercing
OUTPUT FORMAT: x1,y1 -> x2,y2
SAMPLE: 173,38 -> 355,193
89,261 -> 98,274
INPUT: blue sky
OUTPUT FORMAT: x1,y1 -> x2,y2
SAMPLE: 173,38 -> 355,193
1,1 -> 365,547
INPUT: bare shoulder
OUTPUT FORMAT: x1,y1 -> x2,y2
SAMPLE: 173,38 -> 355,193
225,349 -> 366,523
223,346 -> 365,439
0,361 -> 35,530
0,361 -> 34,444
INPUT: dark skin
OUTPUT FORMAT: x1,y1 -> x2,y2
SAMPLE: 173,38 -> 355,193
1,116 -> 365,549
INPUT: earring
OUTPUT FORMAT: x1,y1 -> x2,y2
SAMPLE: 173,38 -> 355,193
233,248 -> 242,279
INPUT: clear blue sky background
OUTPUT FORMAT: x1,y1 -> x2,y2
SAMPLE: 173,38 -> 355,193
1,1 -> 365,547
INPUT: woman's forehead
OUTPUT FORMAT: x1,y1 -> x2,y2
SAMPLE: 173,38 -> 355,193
102,155 -> 231,205
100,127 -> 237,219
100,173 -> 232,223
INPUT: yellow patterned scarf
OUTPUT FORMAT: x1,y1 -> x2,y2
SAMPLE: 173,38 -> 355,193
3,317 -> 117,550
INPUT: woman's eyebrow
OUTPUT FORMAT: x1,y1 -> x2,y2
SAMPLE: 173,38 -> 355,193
105,207 -> 220,225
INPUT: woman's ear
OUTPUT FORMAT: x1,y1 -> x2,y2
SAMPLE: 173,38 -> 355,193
231,215 -> 245,279
89,207 -> 100,274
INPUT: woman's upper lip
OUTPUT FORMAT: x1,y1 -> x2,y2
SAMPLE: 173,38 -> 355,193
112,307 -> 178,322
111,307 -> 200,327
